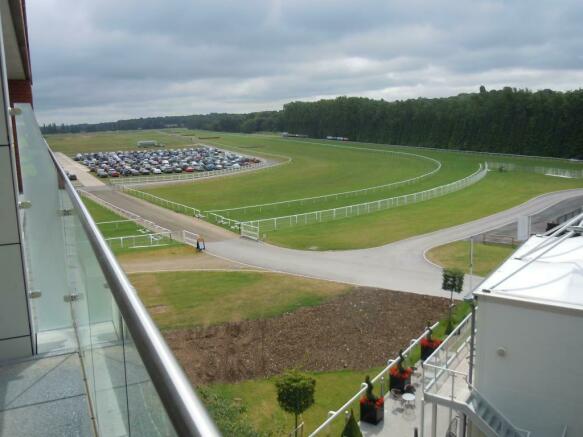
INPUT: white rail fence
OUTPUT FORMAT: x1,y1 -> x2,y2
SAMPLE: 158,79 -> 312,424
107,161 -> 266,186
122,186 -> 202,217
486,161 -> 583,178
182,230 -> 200,247
309,321 -> 441,436
240,222 -> 259,241
79,189 -> 172,235
95,219 -> 134,229
105,231 -> 173,250
239,164 -> 487,233
423,313 -> 472,397
208,153 -> 442,217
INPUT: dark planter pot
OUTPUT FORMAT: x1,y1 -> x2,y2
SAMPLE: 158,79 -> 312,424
389,375 -> 410,392
421,344 -> 439,361
360,401 -> 384,425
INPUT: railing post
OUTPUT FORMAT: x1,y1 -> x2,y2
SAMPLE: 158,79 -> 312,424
431,403 -> 437,437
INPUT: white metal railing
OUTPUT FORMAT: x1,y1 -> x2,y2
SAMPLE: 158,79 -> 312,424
486,161 -> 583,178
79,189 -> 172,235
207,152 -> 442,216
123,186 -> 202,217
96,219 -> 134,228
243,164 -> 487,233
206,212 -> 241,230
105,231 -> 173,249
240,222 -> 259,240
182,230 -> 200,247
309,320 -> 441,436
423,313 -> 472,395
107,161 -> 266,186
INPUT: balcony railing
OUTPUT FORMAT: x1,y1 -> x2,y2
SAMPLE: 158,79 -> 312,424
16,103 -> 220,436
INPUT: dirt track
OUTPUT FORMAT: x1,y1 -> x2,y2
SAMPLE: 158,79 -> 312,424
165,287 -> 448,385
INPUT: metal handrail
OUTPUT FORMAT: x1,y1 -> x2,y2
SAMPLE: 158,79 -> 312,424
309,320 -> 440,436
48,147 -> 220,436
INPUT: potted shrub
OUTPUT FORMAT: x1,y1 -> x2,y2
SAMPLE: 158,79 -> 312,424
359,376 -> 384,425
442,268 -> 464,334
420,323 -> 442,361
389,350 -> 413,392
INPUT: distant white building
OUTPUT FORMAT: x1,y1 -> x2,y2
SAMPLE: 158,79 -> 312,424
137,140 -> 159,147
422,217 -> 583,437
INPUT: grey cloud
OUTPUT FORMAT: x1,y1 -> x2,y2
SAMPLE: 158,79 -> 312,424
27,0 -> 583,124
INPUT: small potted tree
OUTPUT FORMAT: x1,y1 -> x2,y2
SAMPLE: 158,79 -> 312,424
275,370 -> 316,437
442,268 -> 464,334
420,323 -> 442,361
389,350 -> 413,393
359,376 -> 384,425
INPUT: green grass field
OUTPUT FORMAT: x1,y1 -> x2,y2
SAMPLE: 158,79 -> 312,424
265,171 -> 583,249
53,130 -> 583,250
45,130 -> 193,155
129,271 -> 352,330
426,240 -> 517,277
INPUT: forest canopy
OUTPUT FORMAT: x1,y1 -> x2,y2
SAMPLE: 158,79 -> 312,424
43,87 -> 583,158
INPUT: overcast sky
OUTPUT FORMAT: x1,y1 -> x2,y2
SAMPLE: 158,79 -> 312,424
28,0 -> 583,125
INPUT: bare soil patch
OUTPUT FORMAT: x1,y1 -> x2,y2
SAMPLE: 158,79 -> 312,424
165,287 -> 448,385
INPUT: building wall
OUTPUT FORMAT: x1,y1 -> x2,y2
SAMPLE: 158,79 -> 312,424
0,29 -> 32,360
474,295 -> 583,436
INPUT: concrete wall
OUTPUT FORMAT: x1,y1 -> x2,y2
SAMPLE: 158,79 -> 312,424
474,295 -> 583,436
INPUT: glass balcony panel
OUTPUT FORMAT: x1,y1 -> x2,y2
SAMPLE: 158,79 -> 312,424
14,104 -> 197,436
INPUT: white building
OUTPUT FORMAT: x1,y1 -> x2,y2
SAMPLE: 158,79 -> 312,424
422,218 -> 583,437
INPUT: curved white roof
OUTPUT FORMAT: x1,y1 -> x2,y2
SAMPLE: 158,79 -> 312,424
477,234 -> 583,309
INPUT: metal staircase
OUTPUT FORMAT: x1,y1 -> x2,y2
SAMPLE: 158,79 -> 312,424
465,389 -> 531,437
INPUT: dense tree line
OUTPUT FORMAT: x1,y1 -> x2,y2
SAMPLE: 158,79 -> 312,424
42,110 -> 283,135
283,87 -> 583,158
43,87 -> 583,158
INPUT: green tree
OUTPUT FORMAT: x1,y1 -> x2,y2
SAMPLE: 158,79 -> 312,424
442,268 -> 464,334
275,370 -> 316,436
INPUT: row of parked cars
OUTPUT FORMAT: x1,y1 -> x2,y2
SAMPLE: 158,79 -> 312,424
74,146 -> 260,178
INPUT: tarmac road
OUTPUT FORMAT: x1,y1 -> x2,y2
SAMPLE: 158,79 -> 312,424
88,187 -> 583,298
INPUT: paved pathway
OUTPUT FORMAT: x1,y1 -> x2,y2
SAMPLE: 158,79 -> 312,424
89,187 -> 583,298
55,152 -> 106,188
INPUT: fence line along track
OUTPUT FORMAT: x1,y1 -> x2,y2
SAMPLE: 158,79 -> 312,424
486,161 -> 583,178
105,231 -> 173,250
233,164 -> 487,233
79,189 -> 172,235
105,161 -> 267,186
121,186 -> 202,217
207,148 -> 442,215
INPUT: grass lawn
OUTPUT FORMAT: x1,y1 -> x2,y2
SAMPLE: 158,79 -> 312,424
56,130 -> 583,250
45,129 -> 192,155
129,271 -> 353,330
142,133 -> 441,213
265,171 -> 583,250
209,301 -> 471,436
426,240 -> 517,277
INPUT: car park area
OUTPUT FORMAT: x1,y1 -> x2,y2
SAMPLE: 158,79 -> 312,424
74,145 -> 260,179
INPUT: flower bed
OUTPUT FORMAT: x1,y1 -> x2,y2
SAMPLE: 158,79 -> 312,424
420,337 -> 443,361
389,366 -> 413,392
359,396 -> 384,425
